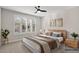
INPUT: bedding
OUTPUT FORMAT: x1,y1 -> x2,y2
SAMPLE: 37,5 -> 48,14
22,36 -> 50,53
37,35 -> 63,48
47,29 -> 67,40
31,35 -> 57,49
52,32 -> 62,37
22,38 -> 41,53
22,33 -> 64,53
38,34 -> 63,42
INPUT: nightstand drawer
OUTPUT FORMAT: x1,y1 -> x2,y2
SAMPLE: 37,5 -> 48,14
65,39 -> 79,48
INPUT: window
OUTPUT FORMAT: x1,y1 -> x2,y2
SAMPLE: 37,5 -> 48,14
15,16 -> 22,33
27,19 -> 31,32
15,15 -> 36,34
32,20 -> 35,32
27,19 -> 36,32
22,18 -> 27,32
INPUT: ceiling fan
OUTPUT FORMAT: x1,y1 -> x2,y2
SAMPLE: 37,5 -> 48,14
34,6 -> 47,13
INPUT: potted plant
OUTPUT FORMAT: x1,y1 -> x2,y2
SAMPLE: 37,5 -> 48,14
71,32 -> 78,39
1,29 -> 10,45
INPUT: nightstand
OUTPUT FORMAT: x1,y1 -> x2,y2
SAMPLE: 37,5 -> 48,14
65,38 -> 79,48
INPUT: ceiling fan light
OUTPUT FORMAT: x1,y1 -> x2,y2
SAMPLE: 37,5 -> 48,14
38,11 -> 40,13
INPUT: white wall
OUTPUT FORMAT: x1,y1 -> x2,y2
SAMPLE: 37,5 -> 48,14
0,7 -> 1,46
42,7 -> 79,38
63,7 -> 79,33
63,7 -> 79,38
1,8 -> 42,42
42,12 -> 64,30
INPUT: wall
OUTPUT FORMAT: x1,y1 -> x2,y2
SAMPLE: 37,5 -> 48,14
42,12 -> 64,31
0,7 -> 1,46
63,7 -> 79,38
1,8 -> 42,43
42,7 -> 79,38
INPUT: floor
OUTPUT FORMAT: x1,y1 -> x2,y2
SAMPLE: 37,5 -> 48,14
0,41 -> 31,53
52,44 -> 79,53
0,41 -> 79,53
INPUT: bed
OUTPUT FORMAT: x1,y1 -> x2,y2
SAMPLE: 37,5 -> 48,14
22,36 -> 51,53
22,30 -> 67,53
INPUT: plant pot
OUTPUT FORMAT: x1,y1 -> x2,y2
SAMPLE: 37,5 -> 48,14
73,37 -> 77,40
1,38 -> 8,45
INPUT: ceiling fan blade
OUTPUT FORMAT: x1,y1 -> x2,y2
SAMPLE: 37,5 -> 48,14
35,11 -> 38,13
34,6 -> 47,13
35,7 -> 38,9
40,10 -> 47,12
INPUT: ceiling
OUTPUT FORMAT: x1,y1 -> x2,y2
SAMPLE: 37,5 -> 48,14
1,6 -> 76,17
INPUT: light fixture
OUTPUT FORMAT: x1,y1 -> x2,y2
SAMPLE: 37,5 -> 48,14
37,11 -> 40,13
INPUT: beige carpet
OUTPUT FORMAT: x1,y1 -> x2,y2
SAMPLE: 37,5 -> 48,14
0,41 -> 79,53
0,41 -> 31,53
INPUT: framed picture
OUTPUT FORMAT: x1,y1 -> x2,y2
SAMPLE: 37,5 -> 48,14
56,18 -> 63,27
50,18 -> 63,27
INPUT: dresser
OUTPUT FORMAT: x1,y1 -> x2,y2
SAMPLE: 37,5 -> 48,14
65,39 -> 79,48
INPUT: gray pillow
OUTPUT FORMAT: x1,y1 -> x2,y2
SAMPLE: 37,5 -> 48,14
52,32 -> 62,37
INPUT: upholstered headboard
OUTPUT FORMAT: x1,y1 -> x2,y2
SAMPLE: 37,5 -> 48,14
46,29 -> 67,40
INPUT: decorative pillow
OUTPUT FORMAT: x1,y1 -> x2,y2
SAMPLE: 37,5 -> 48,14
52,32 -> 62,37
